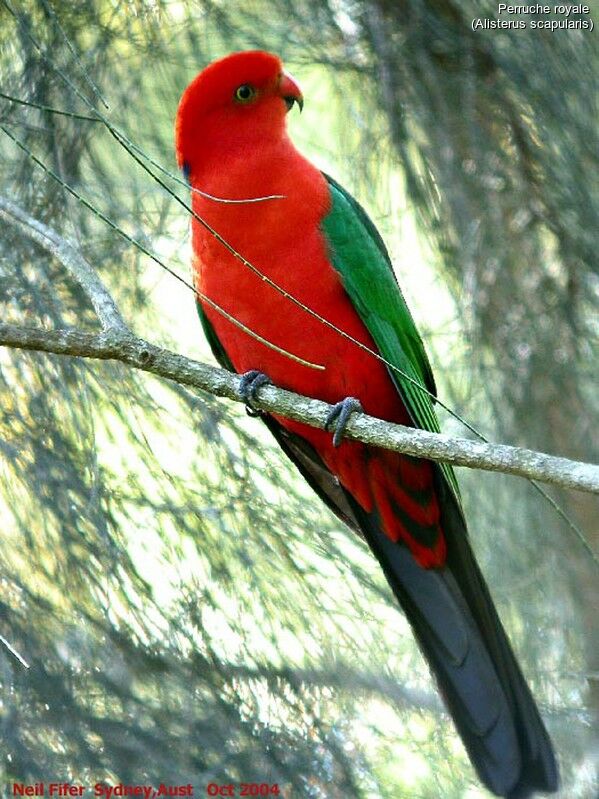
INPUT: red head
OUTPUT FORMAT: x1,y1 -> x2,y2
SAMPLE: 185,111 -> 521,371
175,50 -> 303,181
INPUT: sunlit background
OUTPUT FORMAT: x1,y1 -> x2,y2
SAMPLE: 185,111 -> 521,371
0,1 -> 597,797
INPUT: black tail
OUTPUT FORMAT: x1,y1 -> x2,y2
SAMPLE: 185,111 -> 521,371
260,420 -> 558,796
347,485 -> 558,798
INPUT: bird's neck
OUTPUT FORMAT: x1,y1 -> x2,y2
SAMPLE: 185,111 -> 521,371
191,133 -> 328,219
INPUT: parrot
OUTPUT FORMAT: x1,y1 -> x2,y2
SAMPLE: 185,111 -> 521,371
175,50 -> 558,798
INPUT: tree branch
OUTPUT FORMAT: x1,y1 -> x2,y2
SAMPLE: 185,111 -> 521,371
0,195 -> 127,332
1,321 -> 598,496
2,195 -> 598,498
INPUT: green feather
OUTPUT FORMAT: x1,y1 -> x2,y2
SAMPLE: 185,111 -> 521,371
321,174 -> 461,502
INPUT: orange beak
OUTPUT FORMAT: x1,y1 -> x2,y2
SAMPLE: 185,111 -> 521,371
279,70 -> 304,113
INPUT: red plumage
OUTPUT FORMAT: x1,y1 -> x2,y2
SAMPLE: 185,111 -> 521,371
176,51 -> 444,567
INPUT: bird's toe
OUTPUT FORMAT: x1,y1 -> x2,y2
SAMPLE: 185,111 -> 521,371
324,396 -> 363,447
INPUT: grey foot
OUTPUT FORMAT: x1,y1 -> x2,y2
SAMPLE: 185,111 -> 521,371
324,396 -> 363,447
238,370 -> 272,417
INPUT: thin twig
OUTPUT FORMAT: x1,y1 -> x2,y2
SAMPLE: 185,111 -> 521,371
38,0 -> 110,110
0,90 -> 100,122
0,632 -> 30,669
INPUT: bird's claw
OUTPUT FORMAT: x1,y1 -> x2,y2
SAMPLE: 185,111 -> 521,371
238,370 -> 272,417
324,396 -> 363,447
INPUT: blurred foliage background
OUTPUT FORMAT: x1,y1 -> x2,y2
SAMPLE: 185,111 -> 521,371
0,0 -> 598,797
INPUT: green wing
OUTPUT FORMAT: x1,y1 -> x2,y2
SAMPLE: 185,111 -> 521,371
321,174 -> 461,501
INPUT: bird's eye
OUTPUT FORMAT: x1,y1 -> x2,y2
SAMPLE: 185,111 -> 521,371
234,84 -> 257,104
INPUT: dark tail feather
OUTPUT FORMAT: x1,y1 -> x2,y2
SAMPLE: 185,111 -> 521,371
347,488 -> 558,798
259,421 -> 558,795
